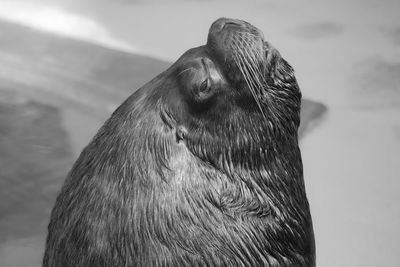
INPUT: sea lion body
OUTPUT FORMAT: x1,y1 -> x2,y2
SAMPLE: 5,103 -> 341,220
44,18 -> 315,266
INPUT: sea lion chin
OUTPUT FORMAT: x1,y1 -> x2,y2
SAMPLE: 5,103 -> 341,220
44,18 -> 315,267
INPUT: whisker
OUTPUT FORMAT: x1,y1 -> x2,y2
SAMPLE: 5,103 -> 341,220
233,50 -> 266,118
232,42 -> 258,91
237,48 -> 265,98
239,48 -> 263,89
240,36 -> 266,83
231,44 -> 257,94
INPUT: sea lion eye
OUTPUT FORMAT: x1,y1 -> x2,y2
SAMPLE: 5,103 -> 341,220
199,78 -> 210,93
177,58 -> 220,104
193,77 -> 214,103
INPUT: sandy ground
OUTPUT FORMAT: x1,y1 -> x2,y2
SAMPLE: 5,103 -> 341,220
0,0 -> 399,266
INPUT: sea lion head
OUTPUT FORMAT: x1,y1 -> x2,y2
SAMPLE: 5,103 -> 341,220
158,17 -> 302,169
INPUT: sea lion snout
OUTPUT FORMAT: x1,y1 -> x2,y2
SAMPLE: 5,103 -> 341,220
208,18 -> 265,60
206,18 -> 268,94
209,17 -> 246,33
209,17 -> 264,37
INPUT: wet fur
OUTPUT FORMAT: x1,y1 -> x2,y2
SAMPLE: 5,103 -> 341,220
44,18 -> 315,267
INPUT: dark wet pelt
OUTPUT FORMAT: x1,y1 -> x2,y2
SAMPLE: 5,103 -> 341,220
0,20 -> 326,266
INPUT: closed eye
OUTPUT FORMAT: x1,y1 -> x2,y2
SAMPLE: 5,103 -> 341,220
199,78 -> 210,92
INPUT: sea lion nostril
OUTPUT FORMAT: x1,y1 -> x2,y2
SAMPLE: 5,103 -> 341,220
223,21 -> 241,27
211,18 -> 244,32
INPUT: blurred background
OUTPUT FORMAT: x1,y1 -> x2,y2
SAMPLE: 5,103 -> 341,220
0,0 -> 399,266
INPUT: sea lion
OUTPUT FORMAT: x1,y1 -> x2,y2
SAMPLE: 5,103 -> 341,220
43,18 -> 315,266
